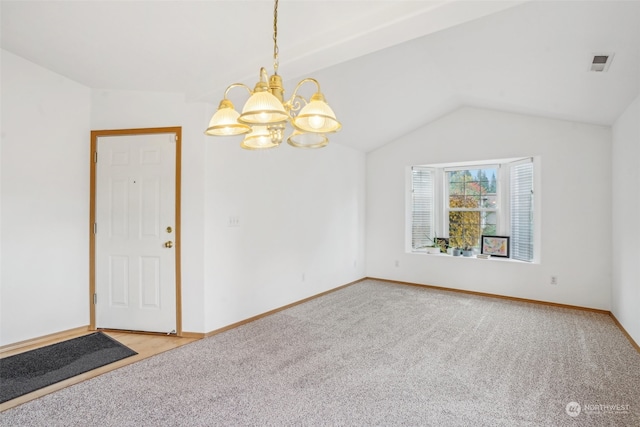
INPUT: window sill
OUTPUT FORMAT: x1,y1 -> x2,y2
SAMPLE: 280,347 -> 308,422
411,251 -> 534,264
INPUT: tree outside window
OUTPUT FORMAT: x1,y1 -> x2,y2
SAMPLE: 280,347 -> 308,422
447,168 -> 497,249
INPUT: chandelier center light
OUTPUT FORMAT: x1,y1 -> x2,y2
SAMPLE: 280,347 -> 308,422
204,0 -> 341,149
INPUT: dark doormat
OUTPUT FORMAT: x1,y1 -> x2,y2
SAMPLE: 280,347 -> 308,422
0,332 -> 137,404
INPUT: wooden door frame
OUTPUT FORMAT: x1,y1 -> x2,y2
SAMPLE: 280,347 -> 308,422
89,127 -> 183,336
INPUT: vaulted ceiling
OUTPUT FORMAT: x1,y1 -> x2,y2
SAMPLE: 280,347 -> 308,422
2,1 -> 639,152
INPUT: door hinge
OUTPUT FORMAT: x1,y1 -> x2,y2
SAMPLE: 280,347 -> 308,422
93,152 -> 97,163
93,223 -> 97,234
93,293 -> 97,304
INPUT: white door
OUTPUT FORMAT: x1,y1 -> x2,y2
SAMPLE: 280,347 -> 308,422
95,133 -> 177,333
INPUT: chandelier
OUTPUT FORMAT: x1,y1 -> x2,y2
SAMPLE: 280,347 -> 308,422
204,0 -> 341,149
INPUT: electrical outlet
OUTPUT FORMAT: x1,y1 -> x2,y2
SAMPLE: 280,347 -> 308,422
550,276 -> 558,285
228,215 -> 240,227
395,260 -> 400,267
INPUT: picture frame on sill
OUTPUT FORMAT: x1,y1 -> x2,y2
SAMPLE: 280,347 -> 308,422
434,238 -> 449,253
481,235 -> 510,258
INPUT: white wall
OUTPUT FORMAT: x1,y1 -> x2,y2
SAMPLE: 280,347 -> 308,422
203,136 -> 366,331
612,95 -> 640,345
366,107 -> 612,310
1,51 -> 91,345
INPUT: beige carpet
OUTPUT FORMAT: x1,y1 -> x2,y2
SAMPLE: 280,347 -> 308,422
1,279 -> 638,426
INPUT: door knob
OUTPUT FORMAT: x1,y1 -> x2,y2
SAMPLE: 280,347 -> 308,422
164,241 -> 173,248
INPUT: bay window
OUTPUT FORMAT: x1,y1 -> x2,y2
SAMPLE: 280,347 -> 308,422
409,158 -> 536,262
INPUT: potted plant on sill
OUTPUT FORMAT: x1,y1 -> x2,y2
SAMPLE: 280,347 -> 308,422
424,236 -> 442,254
449,237 -> 462,256
462,246 -> 474,257
425,243 -> 441,254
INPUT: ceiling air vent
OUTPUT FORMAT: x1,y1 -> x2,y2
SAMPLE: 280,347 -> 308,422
589,53 -> 614,72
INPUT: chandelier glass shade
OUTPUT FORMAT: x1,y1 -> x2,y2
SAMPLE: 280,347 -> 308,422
292,93 -> 341,134
204,0 -> 341,149
287,131 -> 328,149
205,99 -> 251,136
239,90 -> 288,125
240,126 -> 280,150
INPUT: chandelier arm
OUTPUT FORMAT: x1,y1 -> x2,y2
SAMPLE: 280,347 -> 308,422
223,83 -> 252,99
286,94 -> 307,116
286,78 -> 321,106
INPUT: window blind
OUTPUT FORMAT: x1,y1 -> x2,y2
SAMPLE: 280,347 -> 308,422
510,160 -> 534,262
411,167 -> 434,250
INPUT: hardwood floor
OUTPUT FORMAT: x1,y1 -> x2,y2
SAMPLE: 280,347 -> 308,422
0,330 -> 199,412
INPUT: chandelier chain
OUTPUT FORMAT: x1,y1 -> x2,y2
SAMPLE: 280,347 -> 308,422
273,0 -> 280,74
